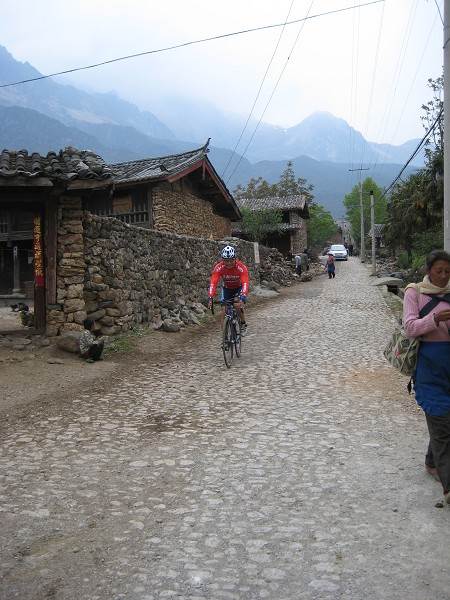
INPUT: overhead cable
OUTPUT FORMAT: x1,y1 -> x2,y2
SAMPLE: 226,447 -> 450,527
371,0 -> 419,173
221,0 -> 296,179
433,0 -> 444,25
385,10 -> 439,155
225,0 -> 315,186
358,0 -> 385,170
349,2 -> 361,175
347,5 -> 357,190
381,107 -> 443,198
0,0 -> 385,89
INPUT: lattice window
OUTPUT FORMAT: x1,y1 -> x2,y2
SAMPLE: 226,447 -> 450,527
87,188 -> 150,227
86,197 -> 113,217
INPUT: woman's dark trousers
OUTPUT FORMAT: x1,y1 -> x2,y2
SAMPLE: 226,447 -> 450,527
425,412 -> 450,493
86,341 -> 104,361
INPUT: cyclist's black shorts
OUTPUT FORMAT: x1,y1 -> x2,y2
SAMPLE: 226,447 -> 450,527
220,286 -> 242,304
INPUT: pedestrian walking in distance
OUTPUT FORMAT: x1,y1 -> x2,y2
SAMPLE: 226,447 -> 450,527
403,250 -> 450,505
325,252 -> 336,279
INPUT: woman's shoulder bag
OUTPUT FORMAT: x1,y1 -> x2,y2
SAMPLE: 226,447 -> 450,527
383,294 -> 446,376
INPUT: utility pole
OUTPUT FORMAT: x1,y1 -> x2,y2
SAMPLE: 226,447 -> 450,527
444,0 -> 450,250
349,167 -> 370,262
370,190 -> 376,275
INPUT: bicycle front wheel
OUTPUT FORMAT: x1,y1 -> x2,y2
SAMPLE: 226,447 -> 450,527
222,318 -> 234,368
234,318 -> 242,358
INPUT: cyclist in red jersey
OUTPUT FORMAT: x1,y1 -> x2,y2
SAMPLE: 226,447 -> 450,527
208,245 -> 249,332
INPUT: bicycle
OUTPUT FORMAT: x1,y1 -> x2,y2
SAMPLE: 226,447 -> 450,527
210,298 -> 243,368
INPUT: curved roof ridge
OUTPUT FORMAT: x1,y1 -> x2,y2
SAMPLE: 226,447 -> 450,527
110,140 -> 209,168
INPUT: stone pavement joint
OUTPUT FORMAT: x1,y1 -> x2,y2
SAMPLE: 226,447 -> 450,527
1,259 -> 449,600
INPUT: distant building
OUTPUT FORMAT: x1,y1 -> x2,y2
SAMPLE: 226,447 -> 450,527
368,223 -> 385,250
233,195 -> 309,257
335,218 -> 353,245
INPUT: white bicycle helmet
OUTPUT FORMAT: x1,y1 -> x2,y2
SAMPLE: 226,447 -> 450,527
221,245 -> 236,259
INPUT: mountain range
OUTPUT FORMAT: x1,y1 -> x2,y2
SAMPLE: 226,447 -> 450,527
0,45 -> 420,216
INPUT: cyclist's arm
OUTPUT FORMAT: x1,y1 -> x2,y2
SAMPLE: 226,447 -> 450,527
240,263 -> 249,296
208,265 -> 222,298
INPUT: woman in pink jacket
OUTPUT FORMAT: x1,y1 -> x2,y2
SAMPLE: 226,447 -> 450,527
403,250 -> 450,505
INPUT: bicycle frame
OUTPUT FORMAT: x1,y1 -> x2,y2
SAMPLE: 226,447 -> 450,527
210,298 -> 243,367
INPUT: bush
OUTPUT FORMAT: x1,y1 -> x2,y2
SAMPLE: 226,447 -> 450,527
397,252 -> 410,269
411,253 -> 426,272
411,227 -> 443,257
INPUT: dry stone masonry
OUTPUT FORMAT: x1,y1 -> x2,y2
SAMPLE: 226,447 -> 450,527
152,181 -> 232,240
47,211 -> 295,337
47,197 -> 87,337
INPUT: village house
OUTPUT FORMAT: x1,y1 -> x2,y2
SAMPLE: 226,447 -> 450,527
0,143 -> 241,335
86,140 -> 240,239
233,195 -> 309,257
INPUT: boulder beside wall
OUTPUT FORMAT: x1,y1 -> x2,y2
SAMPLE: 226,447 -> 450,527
56,332 -> 82,354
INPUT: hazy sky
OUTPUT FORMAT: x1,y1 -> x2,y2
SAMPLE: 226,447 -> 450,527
0,0 -> 443,145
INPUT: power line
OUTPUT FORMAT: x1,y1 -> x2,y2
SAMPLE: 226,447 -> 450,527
221,0 -> 296,179
225,0 -> 315,186
371,0 -> 419,173
358,0 -> 385,169
350,3 -> 361,174
347,5 -> 358,189
381,107 -> 443,198
433,0 -> 444,25
385,10 -> 439,153
0,0 -> 385,89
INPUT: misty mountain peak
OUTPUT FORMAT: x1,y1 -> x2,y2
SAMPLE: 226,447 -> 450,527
0,44 -> 41,84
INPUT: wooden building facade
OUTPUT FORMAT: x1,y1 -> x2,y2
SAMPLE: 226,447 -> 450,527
0,143 -> 240,334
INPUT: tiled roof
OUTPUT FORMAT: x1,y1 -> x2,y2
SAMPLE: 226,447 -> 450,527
0,147 -> 113,181
232,222 -> 303,234
236,195 -> 308,212
111,142 -> 209,185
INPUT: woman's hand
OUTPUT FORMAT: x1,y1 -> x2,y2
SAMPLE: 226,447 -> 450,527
434,309 -> 450,323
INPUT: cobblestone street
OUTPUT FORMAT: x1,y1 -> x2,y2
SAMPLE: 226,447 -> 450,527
1,258 -> 450,600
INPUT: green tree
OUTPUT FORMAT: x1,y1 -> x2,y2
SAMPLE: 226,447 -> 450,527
307,203 -> 338,249
383,76 -> 443,262
421,75 -> 443,160
240,207 -> 283,243
277,161 -> 315,200
233,161 -> 315,200
233,177 -> 278,199
343,178 -> 387,247
384,168 -> 442,261
234,162 -> 316,244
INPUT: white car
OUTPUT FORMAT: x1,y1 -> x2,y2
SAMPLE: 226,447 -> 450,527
328,244 -> 348,261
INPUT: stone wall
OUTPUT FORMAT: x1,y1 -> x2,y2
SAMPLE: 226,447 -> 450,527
80,214 -> 291,336
46,205 -> 295,336
289,211 -> 308,254
46,196 -> 87,336
152,181 -> 232,240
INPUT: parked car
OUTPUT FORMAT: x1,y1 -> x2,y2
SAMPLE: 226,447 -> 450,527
328,244 -> 348,260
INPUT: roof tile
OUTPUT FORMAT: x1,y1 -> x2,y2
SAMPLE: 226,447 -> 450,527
0,147 -> 113,181
236,195 -> 308,212
110,142 -> 209,184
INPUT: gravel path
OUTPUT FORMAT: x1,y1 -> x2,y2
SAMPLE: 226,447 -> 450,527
1,258 -> 449,600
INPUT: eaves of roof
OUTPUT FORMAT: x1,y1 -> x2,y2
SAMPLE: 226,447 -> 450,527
236,195 -> 309,216
0,147 -> 113,185
110,141 -> 241,221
